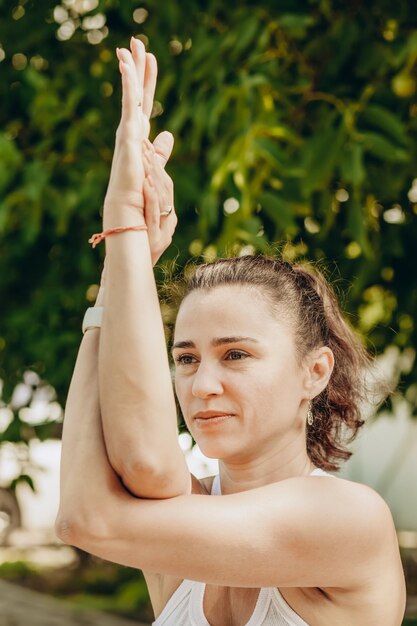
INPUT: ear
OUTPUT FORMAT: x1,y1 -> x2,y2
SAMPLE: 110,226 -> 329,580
303,346 -> 334,399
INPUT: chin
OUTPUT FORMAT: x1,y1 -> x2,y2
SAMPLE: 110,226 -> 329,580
195,439 -> 225,459
196,437 -> 245,461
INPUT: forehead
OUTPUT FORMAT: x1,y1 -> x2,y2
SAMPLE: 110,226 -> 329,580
174,285 -> 287,342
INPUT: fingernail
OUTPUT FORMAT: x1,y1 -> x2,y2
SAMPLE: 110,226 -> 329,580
119,48 -> 129,62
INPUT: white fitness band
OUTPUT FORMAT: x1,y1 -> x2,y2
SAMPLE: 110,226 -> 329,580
82,307 -> 104,334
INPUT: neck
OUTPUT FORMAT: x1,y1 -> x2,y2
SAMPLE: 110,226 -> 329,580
217,436 -> 316,495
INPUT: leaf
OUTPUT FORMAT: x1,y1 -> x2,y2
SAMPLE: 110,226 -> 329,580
361,132 -> 409,163
240,216 -> 263,234
0,134 -> 23,194
0,415 -> 23,444
391,30 -> 417,69
346,195 -> 373,258
232,17 -> 260,59
235,229 -> 270,252
62,86 -> 84,118
254,137 -> 292,170
326,18 -> 360,76
10,474 -> 36,493
239,74 -> 269,90
264,126 -> 302,147
23,160 -> 50,202
200,192 -> 219,230
359,105 -> 410,148
258,192 -> 296,230
302,122 -> 346,196
339,143 -> 365,187
278,13 -> 316,38
31,91 -> 65,134
207,88 -> 235,138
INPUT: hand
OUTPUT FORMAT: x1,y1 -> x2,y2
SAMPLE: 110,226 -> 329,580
142,133 -> 178,266
102,37 -> 157,229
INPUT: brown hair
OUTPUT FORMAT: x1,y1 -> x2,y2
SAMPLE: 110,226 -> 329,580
163,254 -> 375,471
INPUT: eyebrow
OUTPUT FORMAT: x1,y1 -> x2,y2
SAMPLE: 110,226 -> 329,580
171,336 -> 260,352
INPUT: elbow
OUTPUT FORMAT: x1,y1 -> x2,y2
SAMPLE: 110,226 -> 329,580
55,506 -> 109,551
115,455 -> 190,499
55,514 -> 78,546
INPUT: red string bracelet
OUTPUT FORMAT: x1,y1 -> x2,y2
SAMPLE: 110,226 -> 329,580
88,225 -> 148,249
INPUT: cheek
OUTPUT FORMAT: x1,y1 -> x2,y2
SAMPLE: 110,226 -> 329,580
248,361 -> 303,410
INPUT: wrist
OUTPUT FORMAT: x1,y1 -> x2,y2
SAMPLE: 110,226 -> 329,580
103,193 -> 145,230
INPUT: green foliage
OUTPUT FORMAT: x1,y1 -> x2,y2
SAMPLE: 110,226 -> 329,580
9,473 -> 35,492
0,556 -> 152,620
0,1 -> 417,473
0,1 -> 416,619
0,560 -> 37,579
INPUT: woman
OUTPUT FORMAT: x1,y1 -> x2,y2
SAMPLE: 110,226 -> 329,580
56,37 -> 406,625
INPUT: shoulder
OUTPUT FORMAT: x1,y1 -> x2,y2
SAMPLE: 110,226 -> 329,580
317,474 -> 392,524
273,474 -> 398,581
282,473 -> 394,538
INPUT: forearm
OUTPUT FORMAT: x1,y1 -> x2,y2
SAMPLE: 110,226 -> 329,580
57,284 -> 187,545
98,214 -> 189,497
57,327 -> 121,538
57,327 -> 150,538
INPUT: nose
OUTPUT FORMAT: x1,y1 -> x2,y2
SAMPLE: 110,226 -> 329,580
191,361 -> 224,398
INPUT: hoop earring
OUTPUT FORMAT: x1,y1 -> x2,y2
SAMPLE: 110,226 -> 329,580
307,403 -> 314,426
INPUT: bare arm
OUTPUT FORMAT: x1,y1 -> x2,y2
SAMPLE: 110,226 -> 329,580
56,305 -> 403,594
56,321 -> 124,538
58,302 -> 399,586
57,325 -> 404,618
98,39 -> 190,497
58,410 -> 401,592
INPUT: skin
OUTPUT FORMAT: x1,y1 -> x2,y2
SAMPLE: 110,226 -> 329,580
98,38 -> 190,499
56,290 -> 406,624
173,284 -> 333,493
56,37 -> 407,626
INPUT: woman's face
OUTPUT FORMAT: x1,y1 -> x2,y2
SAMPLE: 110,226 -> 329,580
172,285 -> 310,462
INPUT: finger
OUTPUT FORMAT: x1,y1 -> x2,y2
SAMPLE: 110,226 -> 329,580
152,131 -> 174,169
143,176 -> 161,231
145,148 -> 174,204
143,137 -> 155,155
143,53 -> 158,119
130,37 -> 146,106
117,49 -> 138,123
117,47 -> 139,95
142,144 -> 155,177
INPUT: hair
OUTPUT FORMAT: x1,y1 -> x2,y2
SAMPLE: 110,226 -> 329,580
162,253 -> 378,472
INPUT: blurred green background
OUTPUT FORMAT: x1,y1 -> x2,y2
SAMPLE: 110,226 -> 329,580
0,0 -> 416,623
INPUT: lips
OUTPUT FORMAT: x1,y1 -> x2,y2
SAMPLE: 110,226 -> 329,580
192,411 -> 236,427
193,410 -> 235,420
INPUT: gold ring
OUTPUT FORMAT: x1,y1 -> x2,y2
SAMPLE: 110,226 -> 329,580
160,206 -> 174,217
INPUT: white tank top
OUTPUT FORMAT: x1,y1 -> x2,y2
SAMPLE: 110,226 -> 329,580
152,468 -> 332,626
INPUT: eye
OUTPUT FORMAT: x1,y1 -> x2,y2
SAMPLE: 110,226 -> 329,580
174,354 -> 197,366
226,350 -> 249,361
